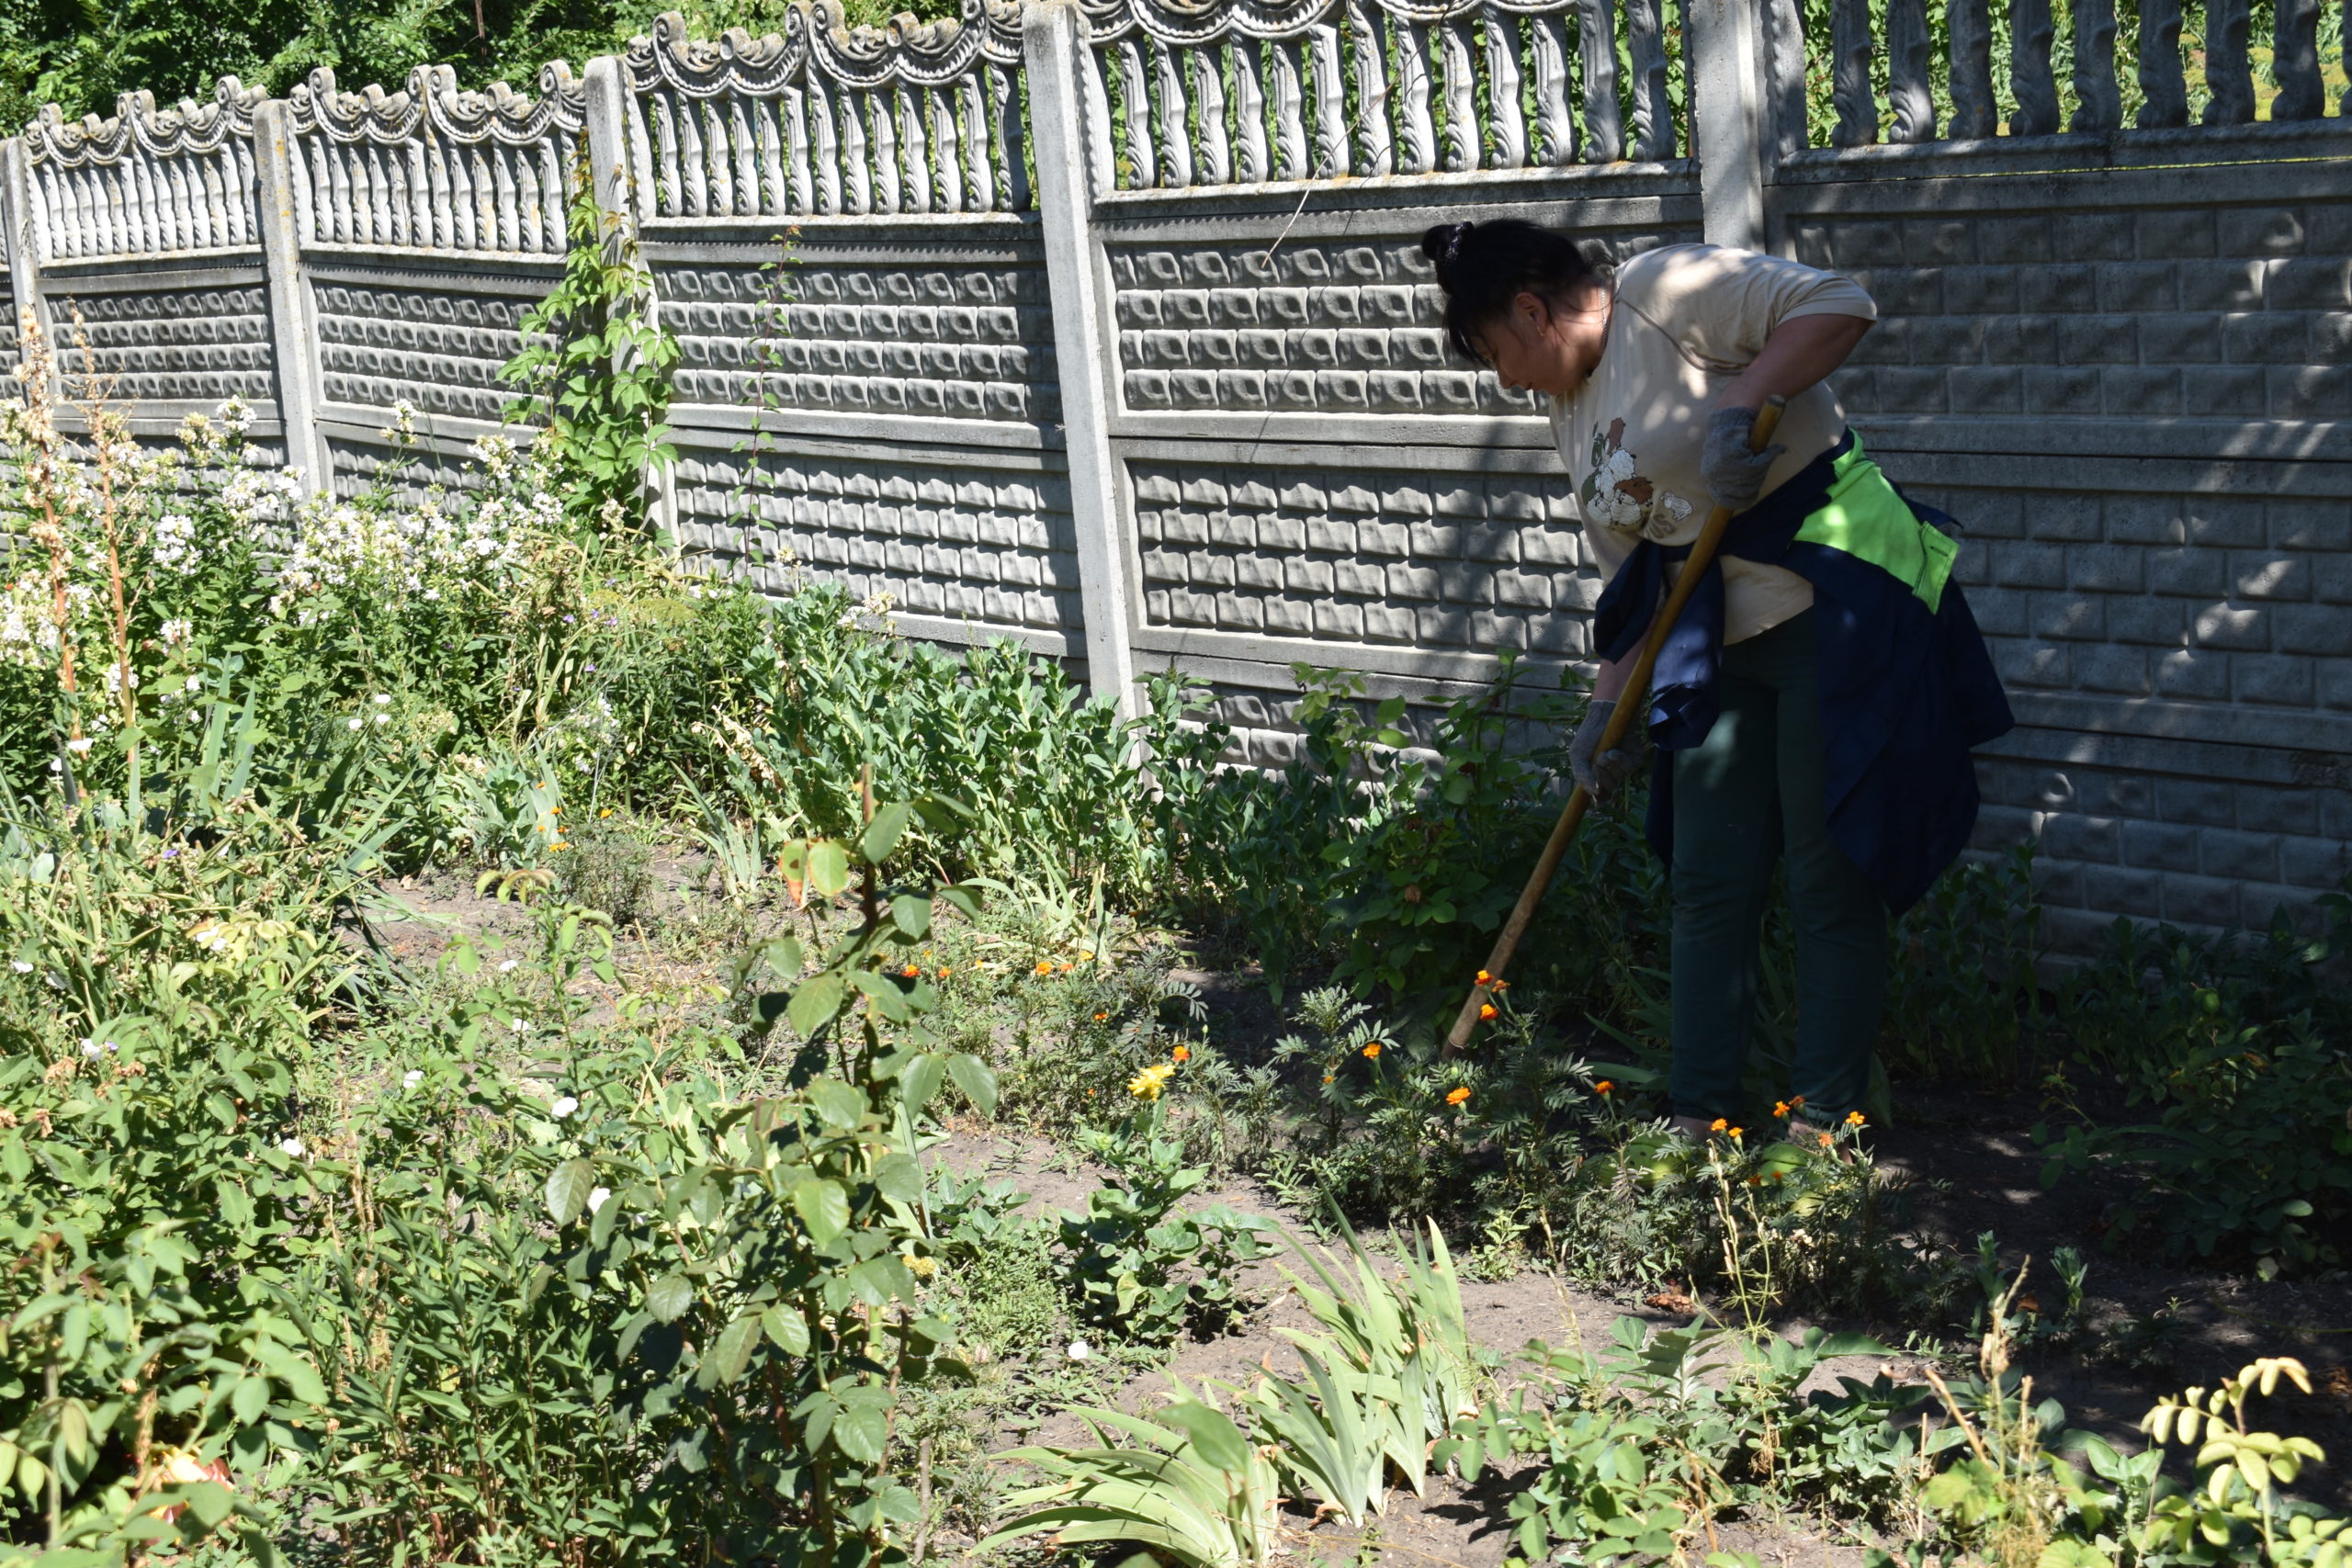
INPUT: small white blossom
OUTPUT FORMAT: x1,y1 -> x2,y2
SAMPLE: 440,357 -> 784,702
65,738 -> 93,754
372,694 -> 390,706
8,961 -> 29,974
1067,1339 -> 1092,1361
550,1095 -> 579,1120
402,1069 -> 424,1089
509,1017 -> 527,1033
345,717 -> 363,731
588,1186 -> 612,1214
278,1137 -> 304,1157
498,958 -> 519,973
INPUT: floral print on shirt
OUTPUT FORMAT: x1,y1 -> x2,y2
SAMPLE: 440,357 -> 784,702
1580,418 -> 1696,540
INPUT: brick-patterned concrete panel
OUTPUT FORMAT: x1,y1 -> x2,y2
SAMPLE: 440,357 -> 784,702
315,278 -> 546,423
661,258 -> 1057,424
44,280 -> 277,404
1803,195 -> 2352,422
673,447 -> 1080,635
1128,457 -> 1601,655
1109,223 -> 1690,418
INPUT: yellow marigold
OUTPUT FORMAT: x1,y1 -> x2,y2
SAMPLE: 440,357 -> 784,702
1709,1118 -> 1727,1133
1445,1087 -> 1470,1106
1128,1062 -> 1175,1100
1362,1042 -> 1383,1059
1846,1111 -> 1866,1126
1476,969 -> 1493,985
1171,1045 -> 1190,1063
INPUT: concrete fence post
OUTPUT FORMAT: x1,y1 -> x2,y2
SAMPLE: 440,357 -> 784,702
581,52 -> 678,544
1024,0 -> 1136,716
0,136 -> 51,388
1686,0 -> 1769,254
250,99 -> 329,488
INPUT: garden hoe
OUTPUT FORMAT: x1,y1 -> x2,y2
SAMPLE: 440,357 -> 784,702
1442,395 -> 1788,1055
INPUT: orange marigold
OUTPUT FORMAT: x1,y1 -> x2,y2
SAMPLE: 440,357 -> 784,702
1092,1011 -> 1108,1022
901,964 -> 920,978
1709,1118 -> 1728,1133
1595,1080 -> 1613,1095
1444,1087 -> 1471,1106
1773,1100 -> 1791,1118
1478,1003 -> 1498,1021
1817,1132 -> 1834,1148
1846,1110 -> 1866,1126
1476,969 -> 1493,985
1171,1046 -> 1191,1063
1362,1042 -> 1383,1059
1032,959 -> 1053,976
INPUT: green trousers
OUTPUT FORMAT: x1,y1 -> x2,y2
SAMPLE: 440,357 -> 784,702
1668,611 -> 1885,1122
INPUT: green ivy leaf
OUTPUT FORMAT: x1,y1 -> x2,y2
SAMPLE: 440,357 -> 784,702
787,974 -> 846,1039
711,1314 -> 762,1385
861,803 -> 912,865
945,1053 -> 998,1117
646,1273 -> 695,1324
793,1179 -> 850,1243
807,840 -> 851,898
546,1159 -> 596,1225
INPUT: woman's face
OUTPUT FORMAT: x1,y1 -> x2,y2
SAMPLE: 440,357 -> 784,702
1475,285 -> 1611,400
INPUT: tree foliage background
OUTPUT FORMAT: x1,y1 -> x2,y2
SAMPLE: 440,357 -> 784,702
1,0 -> 956,136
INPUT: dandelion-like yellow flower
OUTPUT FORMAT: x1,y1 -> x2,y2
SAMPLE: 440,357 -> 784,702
1445,1087 -> 1470,1106
1171,1045 -> 1190,1064
1128,1062 -> 1175,1100
1362,1042 -> 1382,1059
1709,1118 -> 1727,1133
1846,1111 -> 1866,1126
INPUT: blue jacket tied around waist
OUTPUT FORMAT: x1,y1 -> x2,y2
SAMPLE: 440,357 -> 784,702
1590,433 -> 2014,914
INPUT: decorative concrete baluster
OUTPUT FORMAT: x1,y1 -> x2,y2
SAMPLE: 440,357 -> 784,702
1397,22 -> 1437,173
809,76 -> 843,212
933,88 -> 966,210
1830,0 -> 1877,146
990,62 -> 1027,208
695,98 -> 729,215
495,144 -> 521,250
729,95 -> 758,212
2069,0 -> 2120,131
1579,0 -> 1623,162
842,91 -> 873,213
2010,0 -> 2061,134
1232,40 -> 1270,181
121,152 -> 152,254
1945,0 -> 1995,137
1439,18 -> 1479,171
682,93 -> 714,213
1153,41 -> 1193,186
784,87 -> 815,211
329,139 -> 358,243
650,89 -> 684,213
426,140 -> 454,245
1486,15 -> 1528,169
2271,0 -> 2324,120
1117,41 -> 1157,187
1309,23 -> 1348,175
753,95 -> 786,213
1346,4 -> 1395,176
1531,13 -> 1577,164
1193,47 -> 1231,185
231,136 -> 258,241
1272,39 -> 1310,178
907,85 -> 937,209
2130,0 -> 2187,127
516,144 -> 544,250
1626,0 -> 1674,158
1886,0 -> 1936,141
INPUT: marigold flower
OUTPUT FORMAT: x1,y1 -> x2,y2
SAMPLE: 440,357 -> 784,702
1362,1042 -> 1383,1059
1127,1062 -> 1175,1100
1791,1096 -> 1805,1107
1171,1045 -> 1190,1063
901,964 -> 920,978
1093,1011 -> 1108,1022
1058,961 -> 1074,973
1595,1080 -> 1613,1095
1709,1118 -> 1727,1133
1033,959 -> 1053,976
1490,979 -> 1510,993
1478,1003 -> 1498,1021
1445,1087 -> 1470,1106
1322,1073 -> 1334,1084
1728,1126 -> 1743,1140
1846,1110 -> 1866,1126
1818,1132 -> 1833,1148
1476,969 -> 1493,985
1773,1100 -> 1790,1118
938,967 -> 952,979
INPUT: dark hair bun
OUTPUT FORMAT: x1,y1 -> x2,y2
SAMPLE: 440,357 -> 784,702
1420,221 -> 1472,275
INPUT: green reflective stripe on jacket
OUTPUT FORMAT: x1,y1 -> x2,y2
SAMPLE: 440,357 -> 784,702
1792,435 -> 1956,614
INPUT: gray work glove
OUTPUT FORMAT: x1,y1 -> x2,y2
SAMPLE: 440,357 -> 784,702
1569,699 -> 1645,799
1701,404 -> 1788,513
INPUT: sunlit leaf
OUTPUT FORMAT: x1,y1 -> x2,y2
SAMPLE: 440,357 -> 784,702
546,1159 -> 596,1225
792,1179 -> 850,1243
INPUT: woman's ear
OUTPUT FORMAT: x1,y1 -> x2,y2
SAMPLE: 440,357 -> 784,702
1511,289 -> 1554,338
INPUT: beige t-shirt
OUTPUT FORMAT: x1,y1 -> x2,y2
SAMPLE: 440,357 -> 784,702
1544,243 -> 1877,646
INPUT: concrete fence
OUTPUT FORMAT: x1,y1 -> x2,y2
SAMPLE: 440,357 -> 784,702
4,0 -> 2351,948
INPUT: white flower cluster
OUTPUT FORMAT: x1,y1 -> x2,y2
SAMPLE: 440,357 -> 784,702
267,485 -> 556,615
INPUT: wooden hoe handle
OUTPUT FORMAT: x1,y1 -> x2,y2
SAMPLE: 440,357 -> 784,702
1442,396 -> 1788,1055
